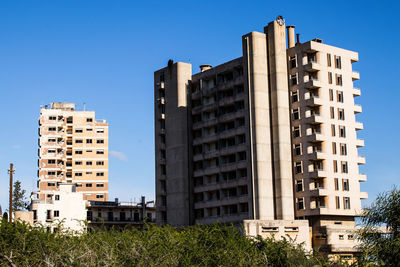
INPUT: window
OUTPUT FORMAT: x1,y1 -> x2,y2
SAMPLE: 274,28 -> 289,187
75,150 -> 83,155
294,144 -> 301,156
86,150 -> 92,153
49,116 -> 56,120
293,126 -> 300,138
340,143 -> 347,155
86,183 -> 92,187
86,161 -> 92,166
75,139 -> 83,144
76,183 -> 82,187
96,161 -> 104,166
337,91 -> 344,103
86,172 -> 92,175
96,150 -> 104,155
96,172 -> 104,177
75,129 -> 83,133
338,108 -> 345,120
341,161 -> 348,173
48,127 -> 56,131
333,160 -> 338,173
296,180 -> 303,192
97,139 -> 104,144
55,195 -> 60,201
297,198 -> 305,210
330,107 -> 335,119
48,138 -> 56,142
343,179 -> 350,191
332,142 -> 337,154
295,162 -> 302,174
290,74 -> 298,85
289,56 -> 297,68
339,126 -> 346,138
292,108 -> 300,120
336,74 -> 343,86
344,197 -> 351,209
75,172 -> 82,177
47,182 -> 56,186
336,196 -> 340,209
48,172 -> 56,176
291,91 -> 298,102
96,128 -> 104,133
54,210 -> 59,217
86,118 -> 93,123
335,56 -> 342,69
348,235 -> 354,240
329,89 -> 334,101
96,183 -> 104,187
75,161 -> 82,165
339,235 -> 344,240
86,139 -> 93,144
48,149 -> 56,153
48,159 -> 56,164
96,194 -> 104,199
331,125 -> 336,136
328,72 -> 333,84
327,53 -> 332,67
334,178 -> 339,191
87,128 -> 93,131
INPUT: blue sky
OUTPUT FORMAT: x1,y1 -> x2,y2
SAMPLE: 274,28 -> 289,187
0,0 -> 399,210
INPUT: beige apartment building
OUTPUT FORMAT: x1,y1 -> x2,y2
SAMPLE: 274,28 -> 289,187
38,103 -> 109,201
154,17 -> 366,256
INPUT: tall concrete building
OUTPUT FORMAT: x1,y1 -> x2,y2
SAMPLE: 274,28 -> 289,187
38,103 -> 109,201
154,17 -> 366,256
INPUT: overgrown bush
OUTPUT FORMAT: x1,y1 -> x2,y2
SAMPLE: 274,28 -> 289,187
0,220 -> 345,266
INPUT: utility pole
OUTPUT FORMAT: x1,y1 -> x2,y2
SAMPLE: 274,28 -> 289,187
8,163 -> 14,223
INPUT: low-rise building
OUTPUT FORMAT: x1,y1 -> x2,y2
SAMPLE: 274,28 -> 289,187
31,183 -> 87,233
29,183 -> 155,232
87,197 -> 156,229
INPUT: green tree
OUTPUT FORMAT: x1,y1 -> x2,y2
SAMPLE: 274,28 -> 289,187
12,180 -> 26,211
358,187 -> 400,266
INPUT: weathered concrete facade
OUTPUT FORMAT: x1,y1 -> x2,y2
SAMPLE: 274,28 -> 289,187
154,17 -> 366,256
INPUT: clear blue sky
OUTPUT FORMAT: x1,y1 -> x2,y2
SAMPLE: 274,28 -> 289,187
0,0 -> 399,210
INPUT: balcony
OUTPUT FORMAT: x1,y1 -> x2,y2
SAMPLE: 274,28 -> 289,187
157,81 -> 165,89
304,96 -> 323,107
303,61 -> 320,72
305,132 -> 324,143
304,114 -> 323,125
353,88 -> 361,97
308,151 -> 327,160
352,71 -> 360,81
309,187 -> 329,196
359,174 -> 367,182
354,104 -> 362,114
304,78 -> 322,89
357,156 -> 366,164
355,122 -> 364,130
158,113 -> 165,120
308,169 -> 327,178
356,139 -> 365,147
360,192 -> 368,199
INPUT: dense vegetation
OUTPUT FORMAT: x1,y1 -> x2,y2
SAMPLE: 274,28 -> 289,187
0,221 -> 338,267
357,187 -> 400,266
2,187 -> 399,266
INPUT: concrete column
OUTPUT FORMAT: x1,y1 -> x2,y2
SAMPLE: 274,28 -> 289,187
286,26 -> 295,48
242,31 -> 275,220
265,21 -> 295,220
155,62 -> 192,226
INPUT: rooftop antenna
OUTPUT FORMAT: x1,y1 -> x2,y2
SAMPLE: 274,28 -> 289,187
83,103 -> 86,111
